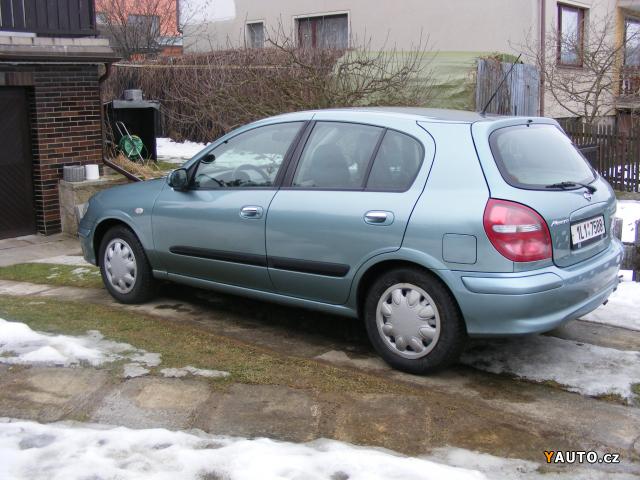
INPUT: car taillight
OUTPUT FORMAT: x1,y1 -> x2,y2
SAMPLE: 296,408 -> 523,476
483,199 -> 552,262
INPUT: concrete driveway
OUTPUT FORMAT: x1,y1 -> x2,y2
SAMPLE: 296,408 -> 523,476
0,235 -> 638,478
0,234 -> 81,267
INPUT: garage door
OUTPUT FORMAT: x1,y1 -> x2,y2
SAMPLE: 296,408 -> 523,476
0,88 -> 35,240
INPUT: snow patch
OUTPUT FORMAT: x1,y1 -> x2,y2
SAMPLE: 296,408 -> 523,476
32,255 -> 89,267
0,418 -> 484,480
129,351 -> 162,367
616,200 -> 640,243
21,346 -> 68,364
0,318 -> 160,369
426,447 -> 635,480
66,266 -> 100,279
156,137 -> 209,162
620,269 -> 634,282
160,365 -> 230,379
582,279 -> 640,331
122,363 -> 150,378
461,335 -> 640,401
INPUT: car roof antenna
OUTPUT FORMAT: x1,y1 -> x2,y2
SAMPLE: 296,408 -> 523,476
480,54 -> 522,117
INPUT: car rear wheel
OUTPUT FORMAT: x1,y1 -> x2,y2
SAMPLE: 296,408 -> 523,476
99,225 -> 157,304
364,268 -> 466,373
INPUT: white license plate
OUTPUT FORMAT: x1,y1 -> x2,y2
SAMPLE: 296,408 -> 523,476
570,216 -> 606,248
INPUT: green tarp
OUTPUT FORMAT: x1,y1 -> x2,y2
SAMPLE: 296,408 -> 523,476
340,50 -> 513,111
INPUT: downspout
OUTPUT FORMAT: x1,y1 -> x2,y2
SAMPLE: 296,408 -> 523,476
98,62 -> 112,176
99,62 -> 112,83
539,0 -> 546,116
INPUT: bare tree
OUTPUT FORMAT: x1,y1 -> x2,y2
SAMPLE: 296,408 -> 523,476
265,26 -> 433,109
522,11 -> 639,125
96,0 -> 181,59
104,30 -> 435,142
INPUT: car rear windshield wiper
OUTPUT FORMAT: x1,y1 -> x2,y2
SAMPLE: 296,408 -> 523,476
545,181 -> 596,194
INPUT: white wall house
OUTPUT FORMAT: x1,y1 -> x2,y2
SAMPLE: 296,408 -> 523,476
181,0 -> 640,119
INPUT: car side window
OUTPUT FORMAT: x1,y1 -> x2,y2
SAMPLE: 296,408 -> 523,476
366,130 -> 423,191
193,122 -> 303,189
292,122 -> 383,189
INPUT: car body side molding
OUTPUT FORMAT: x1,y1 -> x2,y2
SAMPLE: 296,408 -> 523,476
170,246 -> 267,267
267,256 -> 350,278
170,246 -> 350,278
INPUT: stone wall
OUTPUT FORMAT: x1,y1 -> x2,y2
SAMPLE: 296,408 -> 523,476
59,175 -> 128,236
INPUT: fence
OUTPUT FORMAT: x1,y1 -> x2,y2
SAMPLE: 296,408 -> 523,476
613,217 -> 640,281
476,59 -> 539,116
560,120 -> 640,193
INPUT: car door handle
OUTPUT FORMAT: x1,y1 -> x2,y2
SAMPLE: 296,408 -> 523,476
240,206 -> 264,219
364,211 -> 394,225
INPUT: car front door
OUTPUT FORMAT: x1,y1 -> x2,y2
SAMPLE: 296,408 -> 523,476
152,121 -> 305,291
265,118 -> 435,304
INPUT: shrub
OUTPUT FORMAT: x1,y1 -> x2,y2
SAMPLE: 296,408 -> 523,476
103,36 -> 434,143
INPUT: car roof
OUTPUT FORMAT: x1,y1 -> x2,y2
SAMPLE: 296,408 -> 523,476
271,107 -> 509,124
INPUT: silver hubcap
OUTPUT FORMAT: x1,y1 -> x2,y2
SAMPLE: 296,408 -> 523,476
104,238 -> 137,294
376,283 -> 441,359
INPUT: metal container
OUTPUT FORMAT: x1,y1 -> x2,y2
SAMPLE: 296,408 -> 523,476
62,165 -> 86,182
105,98 -> 161,160
123,89 -> 143,102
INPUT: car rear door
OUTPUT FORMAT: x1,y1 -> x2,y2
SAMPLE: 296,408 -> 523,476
265,116 -> 435,304
471,119 -> 616,269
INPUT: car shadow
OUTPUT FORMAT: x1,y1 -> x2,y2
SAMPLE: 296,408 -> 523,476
157,282 -> 373,356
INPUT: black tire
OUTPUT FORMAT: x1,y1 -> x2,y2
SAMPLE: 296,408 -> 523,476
98,225 -> 157,304
363,267 -> 466,374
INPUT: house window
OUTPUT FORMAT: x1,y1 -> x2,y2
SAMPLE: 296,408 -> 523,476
557,4 -> 585,66
625,18 -> 640,67
247,22 -> 265,48
297,14 -> 348,49
128,14 -> 160,36
96,12 -> 108,25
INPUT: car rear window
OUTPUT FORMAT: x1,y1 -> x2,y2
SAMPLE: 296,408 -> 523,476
489,124 -> 595,190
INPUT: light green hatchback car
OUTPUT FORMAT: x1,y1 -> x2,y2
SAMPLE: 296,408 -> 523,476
79,108 -> 623,373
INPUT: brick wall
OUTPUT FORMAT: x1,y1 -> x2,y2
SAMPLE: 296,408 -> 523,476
0,64 -> 103,235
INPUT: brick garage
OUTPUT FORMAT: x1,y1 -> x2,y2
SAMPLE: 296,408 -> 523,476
0,31 -> 117,239
27,65 -> 102,234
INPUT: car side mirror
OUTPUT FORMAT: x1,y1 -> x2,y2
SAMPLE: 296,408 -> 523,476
168,168 -> 189,191
201,153 -> 216,164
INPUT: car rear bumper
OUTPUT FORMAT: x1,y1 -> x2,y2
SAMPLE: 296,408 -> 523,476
443,239 -> 624,336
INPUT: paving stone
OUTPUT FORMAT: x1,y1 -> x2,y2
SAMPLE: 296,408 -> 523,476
321,393 -> 432,455
91,377 -> 211,430
0,367 -> 109,422
195,384 -> 320,442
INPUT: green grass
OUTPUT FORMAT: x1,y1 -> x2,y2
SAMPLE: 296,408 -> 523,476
156,160 -> 180,172
632,383 -> 640,405
594,392 -> 629,406
0,295 -> 413,395
0,263 -> 103,289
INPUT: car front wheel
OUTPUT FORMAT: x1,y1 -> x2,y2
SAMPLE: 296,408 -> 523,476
99,225 -> 157,304
364,268 -> 466,374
